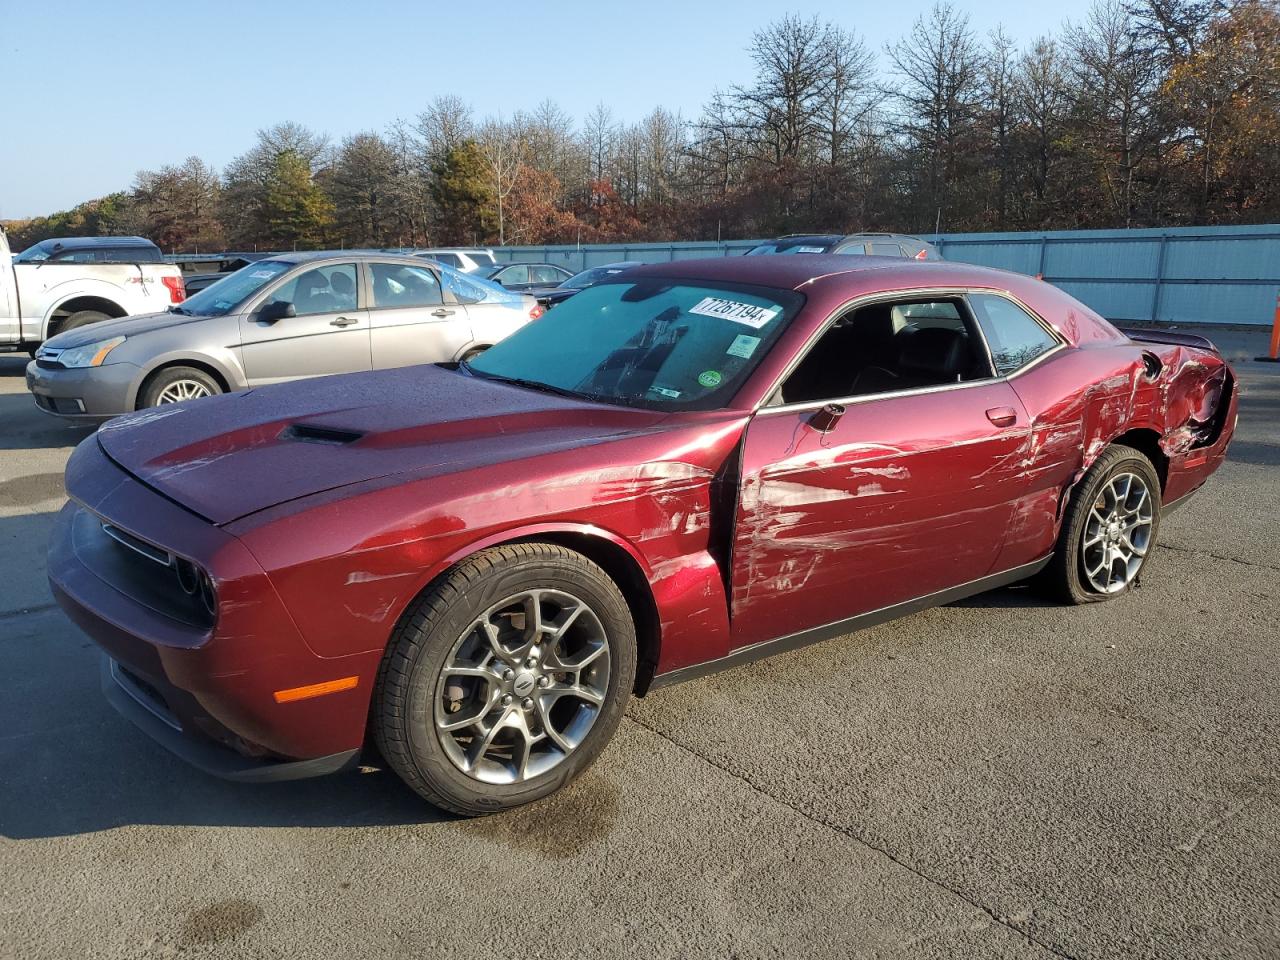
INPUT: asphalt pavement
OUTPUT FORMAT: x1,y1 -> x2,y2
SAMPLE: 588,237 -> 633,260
0,328 -> 1276,960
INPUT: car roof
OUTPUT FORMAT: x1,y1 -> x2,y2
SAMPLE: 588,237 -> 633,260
623,254 -> 1015,291
34,235 -> 159,251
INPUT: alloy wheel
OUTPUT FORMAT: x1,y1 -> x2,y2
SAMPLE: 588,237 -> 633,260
1082,472 -> 1154,593
155,379 -> 213,404
434,589 -> 611,784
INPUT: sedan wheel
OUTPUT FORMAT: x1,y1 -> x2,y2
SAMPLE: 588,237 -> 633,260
156,379 -> 214,404
139,366 -> 223,409
374,542 -> 636,815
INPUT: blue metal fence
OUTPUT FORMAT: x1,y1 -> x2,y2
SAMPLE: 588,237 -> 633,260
492,225 -> 1280,327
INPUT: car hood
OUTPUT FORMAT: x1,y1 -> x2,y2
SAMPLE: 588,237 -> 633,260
45,310 -> 213,348
95,364 -> 671,525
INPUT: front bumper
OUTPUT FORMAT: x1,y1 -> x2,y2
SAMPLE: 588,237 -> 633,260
100,656 -> 359,781
26,358 -> 141,421
48,436 -> 378,779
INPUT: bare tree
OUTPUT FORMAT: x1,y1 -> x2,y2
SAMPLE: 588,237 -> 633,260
476,118 -> 524,245
885,1 -> 983,229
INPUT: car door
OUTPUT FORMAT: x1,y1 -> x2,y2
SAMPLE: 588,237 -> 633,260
238,261 -> 371,386
728,293 -> 1033,650
495,264 -> 530,290
367,261 -> 473,368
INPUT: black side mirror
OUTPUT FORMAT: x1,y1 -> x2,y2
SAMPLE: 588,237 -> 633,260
258,300 -> 296,323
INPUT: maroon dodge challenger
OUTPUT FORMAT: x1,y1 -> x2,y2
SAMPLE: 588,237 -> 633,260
49,256 -> 1237,814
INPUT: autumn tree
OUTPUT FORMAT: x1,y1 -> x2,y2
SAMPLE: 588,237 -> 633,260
130,157 -> 223,252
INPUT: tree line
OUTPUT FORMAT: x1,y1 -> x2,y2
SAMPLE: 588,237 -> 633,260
5,0 -> 1278,254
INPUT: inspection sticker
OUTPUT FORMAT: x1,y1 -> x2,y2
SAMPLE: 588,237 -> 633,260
250,270 -> 277,279
688,296 -> 780,329
697,370 -> 723,388
726,334 -> 761,359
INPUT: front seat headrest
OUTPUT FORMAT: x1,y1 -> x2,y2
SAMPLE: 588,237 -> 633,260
898,327 -> 969,380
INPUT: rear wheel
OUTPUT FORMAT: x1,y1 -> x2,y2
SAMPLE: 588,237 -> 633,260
1043,444 -> 1161,604
374,542 -> 636,815
139,366 -> 222,408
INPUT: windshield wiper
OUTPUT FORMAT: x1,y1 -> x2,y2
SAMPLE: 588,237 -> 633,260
462,361 -> 608,404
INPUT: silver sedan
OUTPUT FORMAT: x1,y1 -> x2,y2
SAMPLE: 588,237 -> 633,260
25,252 -> 542,421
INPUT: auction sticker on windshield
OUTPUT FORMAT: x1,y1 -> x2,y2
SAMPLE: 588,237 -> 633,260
688,296 -> 780,329
726,334 -> 760,359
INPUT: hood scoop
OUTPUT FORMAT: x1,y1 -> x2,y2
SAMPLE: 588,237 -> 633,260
282,423 -> 365,445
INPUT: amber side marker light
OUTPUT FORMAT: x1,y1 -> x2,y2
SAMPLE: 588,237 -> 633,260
273,676 -> 359,703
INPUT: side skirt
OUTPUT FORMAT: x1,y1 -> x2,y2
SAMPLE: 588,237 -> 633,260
649,556 -> 1051,690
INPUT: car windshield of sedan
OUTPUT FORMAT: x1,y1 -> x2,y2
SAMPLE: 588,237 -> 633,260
466,279 -> 803,410
178,260 -> 292,316
560,265 -> 635,288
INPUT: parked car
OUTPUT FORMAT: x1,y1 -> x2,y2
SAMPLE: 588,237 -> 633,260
13,235 -> 165,264
482,262 -> 573,296
179,255 -> 271,296
0,230 -> 186,352
412,248 -> 498,274
538,260 -> 644,308
26,252 -> 540,420
48,255 -> 1236,815
745,233 -> 942,260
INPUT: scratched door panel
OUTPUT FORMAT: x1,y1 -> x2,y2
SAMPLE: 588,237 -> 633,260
730,382 -> 1031,649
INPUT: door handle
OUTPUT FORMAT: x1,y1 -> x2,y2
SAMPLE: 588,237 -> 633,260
330,317 -> 359,327
986,406 -> 1018,427
432,308 -> 455,318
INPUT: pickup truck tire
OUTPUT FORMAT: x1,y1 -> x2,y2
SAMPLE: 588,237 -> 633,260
139,366 -> 223,408
58,310 -> 112,333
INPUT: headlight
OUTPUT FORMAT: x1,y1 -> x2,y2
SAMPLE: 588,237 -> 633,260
58,336 -> 126,368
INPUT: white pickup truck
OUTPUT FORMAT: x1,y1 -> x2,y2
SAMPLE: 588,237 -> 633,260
0,229 -> 186,353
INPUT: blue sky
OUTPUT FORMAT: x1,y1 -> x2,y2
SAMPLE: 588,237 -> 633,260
2,0 -> 1091,218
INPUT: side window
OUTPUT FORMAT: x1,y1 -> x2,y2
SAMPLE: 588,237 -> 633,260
51,250 -> 99,263
532,265 -> 563,284
429,253 -> 460,268
779,297 -> 992,405
439,268 -> 491,304
499,264 -> 530,285
969,294 -> 1059,376
370,263 -> 444,308
870,242 -> 901,257
266,263 -> 359,317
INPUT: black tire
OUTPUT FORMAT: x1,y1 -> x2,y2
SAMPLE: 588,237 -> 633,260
138,365 -> 223,408
58,310 -> 112,334
1042,444 -> 1162,604
374,542 -> 637,815
460,346 -> 489,363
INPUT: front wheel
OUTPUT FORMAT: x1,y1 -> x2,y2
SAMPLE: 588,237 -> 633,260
1043,444 -> 1162,604
138,366 -> 223,408
374,543 -> 637,815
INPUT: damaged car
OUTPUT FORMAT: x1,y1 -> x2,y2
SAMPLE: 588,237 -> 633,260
48,256 -> 1237,814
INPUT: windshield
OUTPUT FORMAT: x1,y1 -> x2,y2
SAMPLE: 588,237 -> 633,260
179,260 -> 292,315
745,240 -> 834,256
468,252 -> 498,269
14,244 -> 50,263
468,279 -> 802,411
561,264 -> 636,288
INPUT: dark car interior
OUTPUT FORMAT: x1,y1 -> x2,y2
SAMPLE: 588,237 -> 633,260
778,298 -> 992,404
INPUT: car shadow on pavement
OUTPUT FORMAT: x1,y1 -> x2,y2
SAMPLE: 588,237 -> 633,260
0,390 -> 95,451
0,601 -> 451,839
947,582 -> 1055,609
